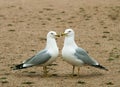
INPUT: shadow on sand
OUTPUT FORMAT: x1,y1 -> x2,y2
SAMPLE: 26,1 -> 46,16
12,71 -> 104,79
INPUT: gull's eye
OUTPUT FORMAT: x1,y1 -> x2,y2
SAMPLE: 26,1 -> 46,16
51,33 -> 54,35
68,30 -> 71,33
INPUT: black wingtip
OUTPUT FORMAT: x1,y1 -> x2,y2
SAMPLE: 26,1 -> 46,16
13,63 -> 26,70
92,64 -> 108,71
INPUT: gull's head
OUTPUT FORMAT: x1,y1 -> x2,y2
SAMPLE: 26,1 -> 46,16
61,29 -> 74,37
47,31 -> 60,39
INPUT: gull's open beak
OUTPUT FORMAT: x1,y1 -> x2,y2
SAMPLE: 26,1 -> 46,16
61,33 -> 67,36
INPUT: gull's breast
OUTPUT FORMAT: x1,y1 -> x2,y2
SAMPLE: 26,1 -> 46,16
44,48 -> 59,66
62,47 -> 84,66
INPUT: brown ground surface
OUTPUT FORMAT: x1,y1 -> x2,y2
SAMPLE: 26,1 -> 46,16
0,0 -> 120,87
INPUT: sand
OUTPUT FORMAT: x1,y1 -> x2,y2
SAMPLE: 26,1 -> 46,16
0,0 -> 120,87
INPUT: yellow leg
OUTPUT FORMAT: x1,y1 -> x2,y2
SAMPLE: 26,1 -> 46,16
78,67 -> 80,76
43,66 -> 47,76
72,65 -> 75,76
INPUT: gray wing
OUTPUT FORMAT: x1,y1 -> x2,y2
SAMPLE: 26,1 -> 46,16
24,50 -> 51,65
74,48 -> 98,65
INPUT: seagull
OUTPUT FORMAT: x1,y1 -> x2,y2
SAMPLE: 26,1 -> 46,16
61,29 -> 108,76
13,31 -> 60,76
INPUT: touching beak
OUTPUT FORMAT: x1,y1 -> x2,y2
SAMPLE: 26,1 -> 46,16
55,34 -> 60,37
61,33 -> 67,36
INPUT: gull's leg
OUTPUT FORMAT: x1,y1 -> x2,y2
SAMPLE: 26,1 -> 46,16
78,67 -> 80,76
72,65 -> 75,76
43,66 -> 47,76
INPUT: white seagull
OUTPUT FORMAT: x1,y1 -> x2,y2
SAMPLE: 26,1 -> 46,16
13,31 -> 60,76
62,29 -> 108,76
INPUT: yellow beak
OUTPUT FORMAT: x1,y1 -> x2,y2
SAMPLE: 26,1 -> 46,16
55,34 -> 60,37
61,33 -> 67,36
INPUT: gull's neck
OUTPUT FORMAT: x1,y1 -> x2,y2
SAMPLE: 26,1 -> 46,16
64,36 -> 78,48
45,37 -> 58,50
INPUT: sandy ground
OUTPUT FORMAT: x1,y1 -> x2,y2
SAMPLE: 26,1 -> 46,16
0,0 -> 120,87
